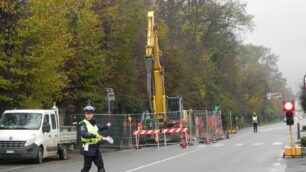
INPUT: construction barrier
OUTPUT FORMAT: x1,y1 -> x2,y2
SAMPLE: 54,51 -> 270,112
161,128 -> 189,148
192,110 -> 224,144
133,129 -> 160,149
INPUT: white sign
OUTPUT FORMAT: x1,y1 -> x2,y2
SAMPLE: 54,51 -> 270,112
106,88 -> 115,101
266,92 -> 282,100
267,93 -> 272,100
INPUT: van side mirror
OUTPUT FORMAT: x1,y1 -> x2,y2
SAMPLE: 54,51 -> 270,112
42,122 -> 51,133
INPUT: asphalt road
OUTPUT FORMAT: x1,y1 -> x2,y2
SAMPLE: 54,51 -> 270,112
0,120 -> 304,172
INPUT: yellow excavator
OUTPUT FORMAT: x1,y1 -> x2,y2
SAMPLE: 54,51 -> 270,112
144,11 -> 184,125
145,11 -> 167,122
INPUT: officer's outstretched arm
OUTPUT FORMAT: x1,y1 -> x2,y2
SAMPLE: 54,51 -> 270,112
97,122 -> 111,131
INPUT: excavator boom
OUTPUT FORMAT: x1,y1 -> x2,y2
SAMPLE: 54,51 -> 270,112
144,11 -> 166,121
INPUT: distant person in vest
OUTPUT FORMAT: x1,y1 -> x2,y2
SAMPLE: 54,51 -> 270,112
79,105 -> 111,172
252,112 -> 258,133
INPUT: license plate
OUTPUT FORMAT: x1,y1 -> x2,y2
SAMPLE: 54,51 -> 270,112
6,150 -> 14,154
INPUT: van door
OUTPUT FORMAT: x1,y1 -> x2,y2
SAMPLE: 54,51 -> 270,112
42,114 -> 57,157
45,113 -> 58,156
50,113 -> 59,151
41,114 -> 51,157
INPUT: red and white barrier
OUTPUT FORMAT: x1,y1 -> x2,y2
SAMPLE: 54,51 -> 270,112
133,127 -> 190,149
133,129 -> 160,135
161,128 -> 188,133
133,129 -> 160,149
162,127 -> 189,148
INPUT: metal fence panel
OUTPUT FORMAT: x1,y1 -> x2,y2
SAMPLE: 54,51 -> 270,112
191,110 -> 224,143
72,109 -> 224,148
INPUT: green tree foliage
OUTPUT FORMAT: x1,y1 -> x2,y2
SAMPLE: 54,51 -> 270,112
238,44 -> 290,121
154,0 -> 253,112
0,0 -> 73,109
17,0 -> 72,108
0,0 -> 292,123
60,0 -> 107,113
0,1 -> 27,109
92,0 -> 148,113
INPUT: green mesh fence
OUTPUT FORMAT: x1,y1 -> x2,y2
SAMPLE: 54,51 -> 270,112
72,110 -> 224,148
73,113 -> 147,149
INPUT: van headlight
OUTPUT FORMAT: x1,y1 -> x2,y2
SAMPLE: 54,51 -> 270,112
24,134 -> 37,146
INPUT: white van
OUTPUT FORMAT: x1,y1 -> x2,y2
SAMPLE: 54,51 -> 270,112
0,106 -> 77,163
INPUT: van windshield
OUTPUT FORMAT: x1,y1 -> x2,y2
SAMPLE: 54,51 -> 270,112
0,113 -> 42,130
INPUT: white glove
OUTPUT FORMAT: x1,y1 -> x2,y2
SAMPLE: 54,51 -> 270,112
102,136 -> 114,144
107,122 -> 112,127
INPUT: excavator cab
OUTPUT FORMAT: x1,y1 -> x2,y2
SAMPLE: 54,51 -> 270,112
166,96 -> 183,127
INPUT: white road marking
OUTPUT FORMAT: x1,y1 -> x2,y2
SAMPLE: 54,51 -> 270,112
272,142 -> 283,146
269,169 -> 280,172
234,143 -> 244,146
252,142 -> 264,146
125,149 -> 201,172
212,143 -> 225,147
273,162 -> 281,167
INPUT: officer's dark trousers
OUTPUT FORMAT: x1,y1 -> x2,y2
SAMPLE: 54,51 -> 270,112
253,123 -> 257,133
81,150 -> 105,172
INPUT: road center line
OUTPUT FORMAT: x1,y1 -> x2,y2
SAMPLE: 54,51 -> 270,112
234,143 -> 244,146
125,149 -> 201,172
252,142 -> 264,146
272,142 -> 283,145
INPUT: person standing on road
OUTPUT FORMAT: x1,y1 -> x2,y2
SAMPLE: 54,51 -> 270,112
79,105 -> 111,172
252,112 -> 258,133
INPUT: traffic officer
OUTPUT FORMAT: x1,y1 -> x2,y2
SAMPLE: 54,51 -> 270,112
252,112 -> 258,133
79,105 -> 111,172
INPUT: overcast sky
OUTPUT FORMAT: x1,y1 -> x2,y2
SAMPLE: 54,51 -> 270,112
241,0 -> 306,94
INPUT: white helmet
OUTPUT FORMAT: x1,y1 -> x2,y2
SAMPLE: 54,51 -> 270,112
83,105 -> 95,113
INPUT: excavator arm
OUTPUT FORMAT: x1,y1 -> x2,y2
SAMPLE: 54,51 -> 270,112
144,11 -> 167,122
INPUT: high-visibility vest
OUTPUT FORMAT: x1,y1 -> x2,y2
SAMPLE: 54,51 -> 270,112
80,119 -> 100,143
252,116 -> 258,123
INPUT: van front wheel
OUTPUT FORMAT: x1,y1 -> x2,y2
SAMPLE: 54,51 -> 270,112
35,147 -> 43,164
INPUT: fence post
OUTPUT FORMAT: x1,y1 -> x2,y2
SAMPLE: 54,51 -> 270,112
135,133 -> 139,149
185,130 -> 188,147
205,110 -> 209,144
157,134 -> 160,149
214,113 -> 217,139
188,109 -> 193,144
297,123 -> 300,140
128,116 -> 132,148
219,111 -> 224,139
163,132 -> 167,148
